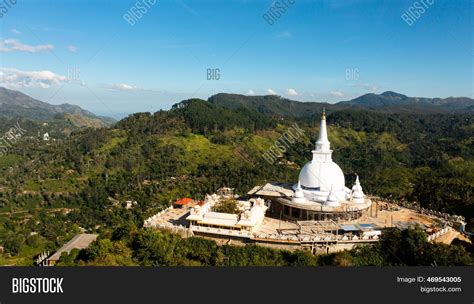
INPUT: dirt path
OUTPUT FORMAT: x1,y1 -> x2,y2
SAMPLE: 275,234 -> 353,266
434,228 -> 471,245
0,207 -> 74,216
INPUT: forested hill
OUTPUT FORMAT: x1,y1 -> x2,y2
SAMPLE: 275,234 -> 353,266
0,87 -> 115,128
207,93 -> 340,118
208,92 -> 474,117
170,98 -> 276,132
339,91 -> 474,114
0,96 -> 472,265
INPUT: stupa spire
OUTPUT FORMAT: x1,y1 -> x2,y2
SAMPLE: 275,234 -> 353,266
315,108 -> 330,152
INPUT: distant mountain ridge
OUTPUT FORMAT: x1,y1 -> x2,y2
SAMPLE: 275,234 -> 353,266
339,91 -> 474,113
207,91 -> 474,117
0,87 -> 115,127
207,93 -> 344,118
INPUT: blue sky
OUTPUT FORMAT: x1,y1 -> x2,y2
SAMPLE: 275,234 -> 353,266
0,0 -> 472,118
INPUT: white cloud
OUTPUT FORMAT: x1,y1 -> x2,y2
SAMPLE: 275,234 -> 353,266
330,91 -> 344,97
66,45 -> 78,53
0,39 -> 54,53
276,30 -> 291,39
105,83 -> 138,91
104,83 -> 159,93
266,88 -> 277,95
286,88 -> 299,96
354,83 -> 380,92
11,29 -> 21,35
365,85 -> 379,92
0,68 -> 67,89
246,89 -> 255,95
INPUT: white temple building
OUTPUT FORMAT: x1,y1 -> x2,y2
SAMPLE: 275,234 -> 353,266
249,110 -> 371,220
186,192 -> 268,238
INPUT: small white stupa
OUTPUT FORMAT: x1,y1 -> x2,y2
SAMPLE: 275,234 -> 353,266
351,175 -> 365,204
292,181 -> 306,204
325,185 -> 340,207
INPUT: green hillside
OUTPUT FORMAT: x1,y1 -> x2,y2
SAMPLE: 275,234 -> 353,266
0,87 -> 115,128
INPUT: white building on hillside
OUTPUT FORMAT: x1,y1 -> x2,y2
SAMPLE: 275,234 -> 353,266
186,193 -> 267,238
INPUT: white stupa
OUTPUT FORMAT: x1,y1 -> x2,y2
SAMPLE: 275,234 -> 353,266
292,181 -> 306,204
351,175 -> 365,204
251,109 -> 372,220
325,186 -> 340,207
292,109 -> 365,207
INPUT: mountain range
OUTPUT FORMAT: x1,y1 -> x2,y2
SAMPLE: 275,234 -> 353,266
208,91 -> 474,118
0,87 -> 115,128
1,87 -> 472,128
338,91 -> 474,114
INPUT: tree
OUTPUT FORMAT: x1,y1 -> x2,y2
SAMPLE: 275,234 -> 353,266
213,198 -> 239,214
